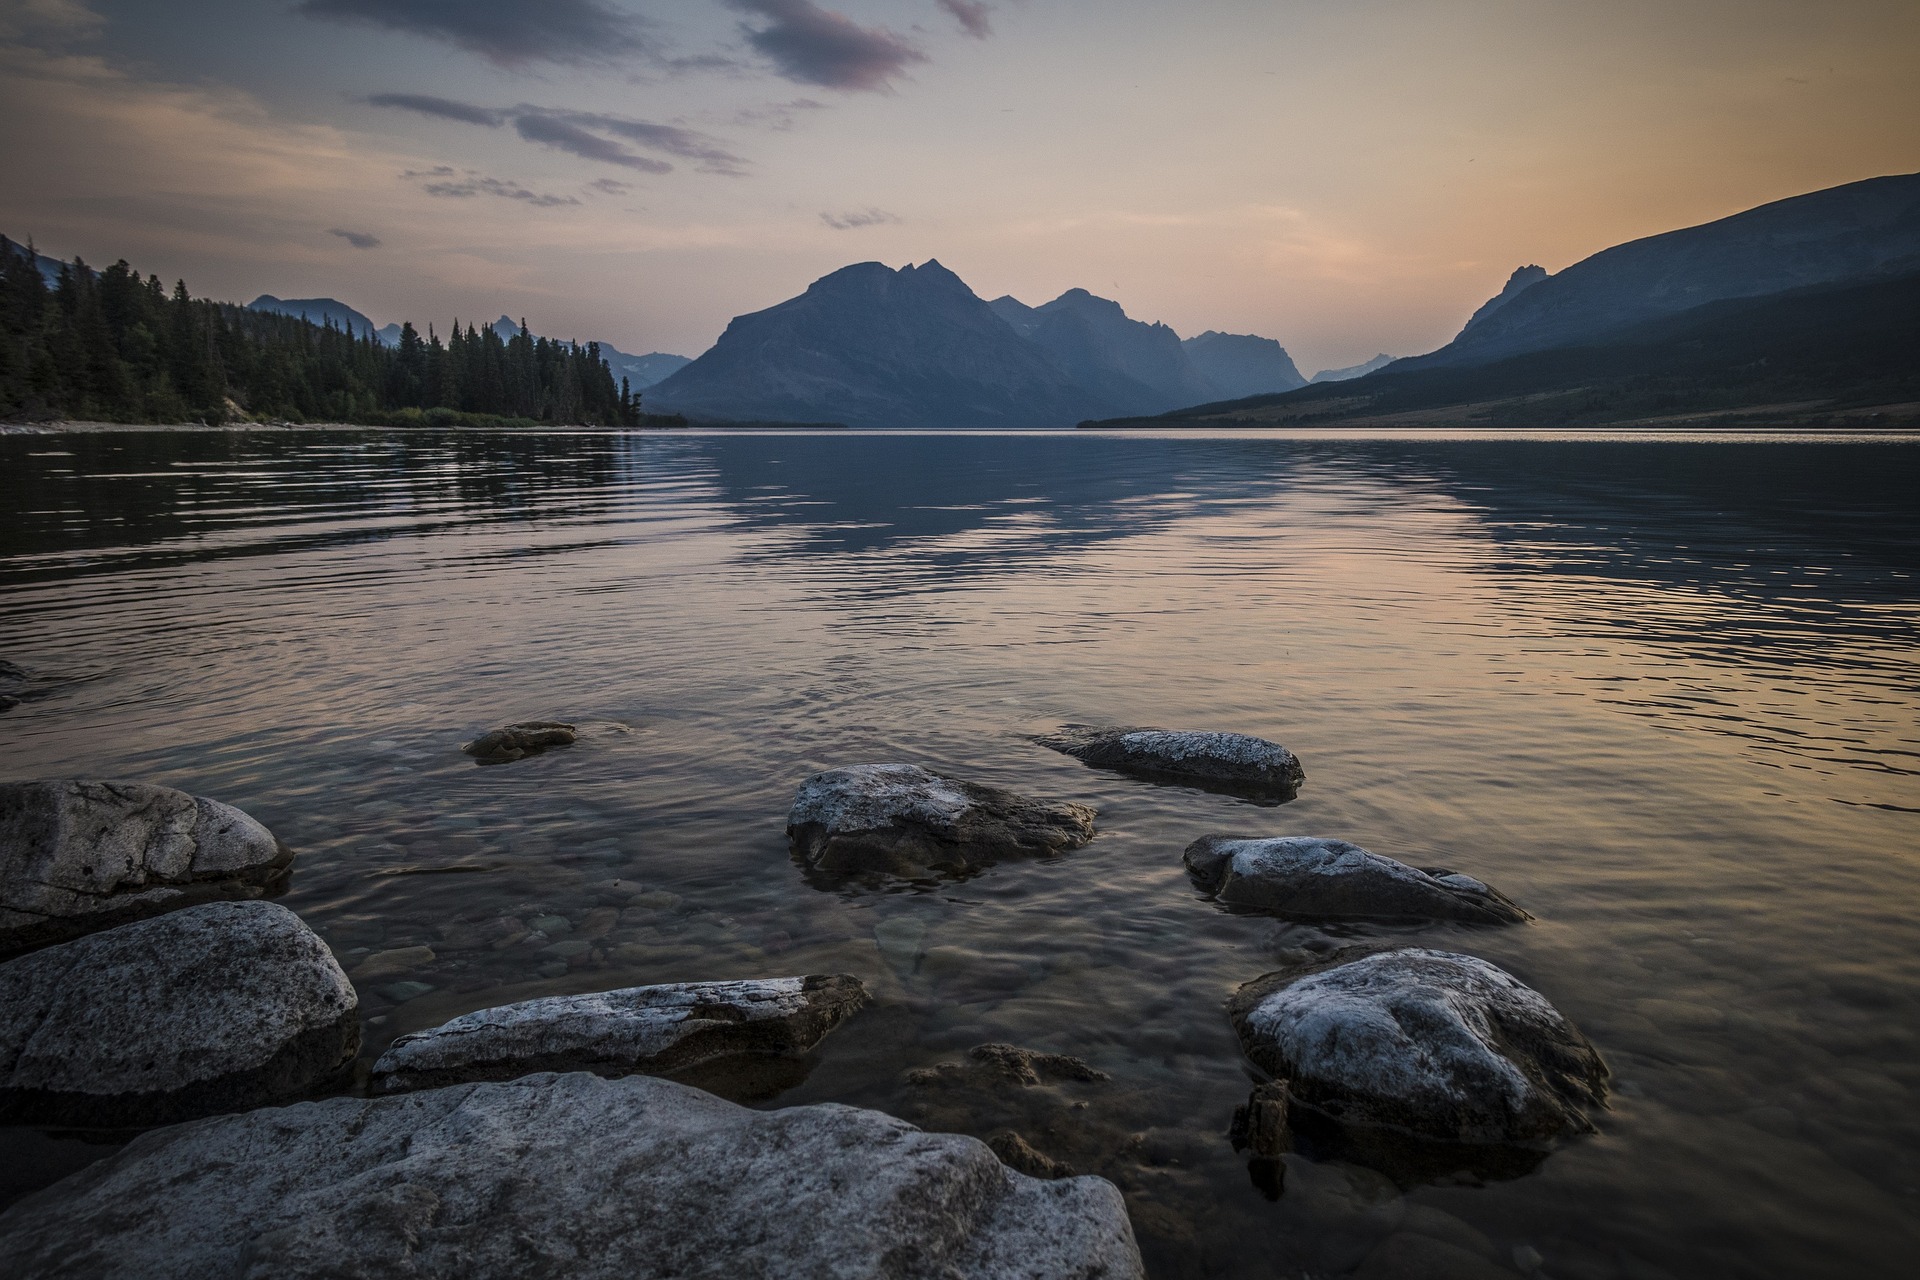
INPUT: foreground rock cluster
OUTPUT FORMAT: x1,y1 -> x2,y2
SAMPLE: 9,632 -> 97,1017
0,773 -> 1147,1275
1,705 -> 1604,1267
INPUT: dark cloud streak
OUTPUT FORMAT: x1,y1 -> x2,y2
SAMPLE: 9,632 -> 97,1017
367,95 -> 747,176
723,0 -> 925,92
299,0 -> 648,68
364,93 -> 506,127
821,208 -> 900,229
328,228 -> 381,249
513,114 -> 674,173
937,0 -> 993,40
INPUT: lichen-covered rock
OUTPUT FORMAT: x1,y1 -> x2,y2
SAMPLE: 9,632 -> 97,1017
0,1072 -> 1146,1280
787,764 -> 1096,878
1184,836 -> 1528,924
461,721 -> 577,762
1037,727 -> 1304,803
0,901 -> 359,1127
0,780 -> 291,958
371,975 -> 867,1097
1229,948 -> 1606,1152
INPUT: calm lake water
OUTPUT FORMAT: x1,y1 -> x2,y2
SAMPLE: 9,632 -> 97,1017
2,428 -> 1917,1278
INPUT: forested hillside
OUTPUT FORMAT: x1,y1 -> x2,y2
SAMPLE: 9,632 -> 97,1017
0,238 -> 650,427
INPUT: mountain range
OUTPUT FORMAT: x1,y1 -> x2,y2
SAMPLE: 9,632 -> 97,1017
1088,170 -> 1920,429
648,263 -> 1308,427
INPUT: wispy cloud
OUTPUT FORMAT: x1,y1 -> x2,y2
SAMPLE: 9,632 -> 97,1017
367,95 -> 748,175
587,178 -> 631,195
723,0 -> 925,92
0,0 -> 104,41
328,227 -> 381,248
937,0 -> 993,40
402,167 -> 581,207
297,0 -> 648,68
364,93 -> 505,127
732,97 -> 828,131
513,112 -> 673,173
820,208 -> 900,230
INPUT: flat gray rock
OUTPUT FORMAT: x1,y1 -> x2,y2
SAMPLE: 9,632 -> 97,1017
1184,836 -> 1528,924
788,764 -> 1096,878
462,721 -> 577,763
1229,948 -> 1606,1151
1037,727 -> 1304,803
0,779 -> 291,958
371,974 -> 868,1096
0,1072 -> 1146,1279
0,901 -> 359,1127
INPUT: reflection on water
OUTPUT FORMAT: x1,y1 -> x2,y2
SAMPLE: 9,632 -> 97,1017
2,429 -> 1917,1278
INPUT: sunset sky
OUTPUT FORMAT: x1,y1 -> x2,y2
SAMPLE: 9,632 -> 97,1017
3,0 -> 1916,372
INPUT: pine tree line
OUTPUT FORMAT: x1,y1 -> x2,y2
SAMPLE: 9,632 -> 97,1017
0,237 -> 652,427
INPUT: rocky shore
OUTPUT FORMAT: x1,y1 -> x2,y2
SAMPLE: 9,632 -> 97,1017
0,721 -> 1606,1273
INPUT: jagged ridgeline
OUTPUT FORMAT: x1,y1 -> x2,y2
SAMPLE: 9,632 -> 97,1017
0,237 -> 650,427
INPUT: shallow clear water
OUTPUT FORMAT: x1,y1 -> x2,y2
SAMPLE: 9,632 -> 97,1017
2,429 -> 1917,1279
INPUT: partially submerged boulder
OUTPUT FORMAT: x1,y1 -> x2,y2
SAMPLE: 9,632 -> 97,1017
787,764 -> 1096,878
371,975 -> 867,1098
0,780 -> 291,958
1037,727 -> 1304,803
0,901 -> 359,1127
462,721 -> 576,763
0,1072 -> 1146,1279
1184,836 -> 1528,924
1229,948 -> 1606,1176
0,660 -> 24,714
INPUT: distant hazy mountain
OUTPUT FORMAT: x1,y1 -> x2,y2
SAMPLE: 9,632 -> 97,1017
1411,171 -> 1920,368
1182,331 -> 1306,398
487,316 -> 689,390
0,236 -> 71,288
1309,354 -> 1397,383
992,288 -> 1214,413
248,295 -> 382,340
1457,265 -> 1548,337
1090,267 -> 1920,430
650,261 -> 1125,428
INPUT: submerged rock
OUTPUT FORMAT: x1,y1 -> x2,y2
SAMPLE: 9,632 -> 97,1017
1229,948 -> 1606,1172
371,975 -> 867,1098
1037,727 -> 1305,803
0,901 -> 359,1127
1184,836 -> 1528,924
0,1072 -> 1146,1279
910,1042 -> 1112,1090
0,780 -> 291,958
461,721 -> 577,763
0,660 -> 24,714
787,764 -> 1096,879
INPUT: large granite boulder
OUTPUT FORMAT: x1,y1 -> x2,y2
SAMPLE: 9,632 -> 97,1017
787,764 -> 1097,878
1184,836 -> 1528,924
372,975 -> 868,1097
1229,948 -> 1606,1173
0,1072 -> 1146,1279
0,780 -> 291,958
0,901 -> 359,1127
1036,727 -> 1304,803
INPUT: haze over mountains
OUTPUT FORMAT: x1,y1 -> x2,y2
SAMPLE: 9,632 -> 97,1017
1098,171 -> 1920,429
648,263 -> 1309,428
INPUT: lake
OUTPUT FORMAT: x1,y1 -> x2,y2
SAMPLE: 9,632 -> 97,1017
2,428 -> 1916,1278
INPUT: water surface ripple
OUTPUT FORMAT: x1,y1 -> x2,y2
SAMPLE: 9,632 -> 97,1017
2,430 -> 1917,1278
